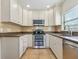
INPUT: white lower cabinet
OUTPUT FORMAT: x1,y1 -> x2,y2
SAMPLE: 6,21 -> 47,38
0,34 -> 32,59
49,34 -> 63,59
0,37 -> 19,59
0,34 -> 63,59
45,34 -> 50,48
19,34 -> 32,57
19,35 -> 28,57
27,34 -> 32,47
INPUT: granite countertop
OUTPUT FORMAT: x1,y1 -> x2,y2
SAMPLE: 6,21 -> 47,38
49,33 -> 78,44
0,32 -> 78,43
0,32 -> 33,37
0,31 -> 52,37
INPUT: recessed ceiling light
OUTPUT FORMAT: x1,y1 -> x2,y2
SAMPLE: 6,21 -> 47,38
46,5 -> 50,8
26,5 -> 30,7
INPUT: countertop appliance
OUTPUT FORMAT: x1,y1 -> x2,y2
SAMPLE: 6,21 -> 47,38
33,29 -> 45,48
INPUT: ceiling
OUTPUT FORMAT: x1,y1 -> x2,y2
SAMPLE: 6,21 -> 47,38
20,0 -> 63,10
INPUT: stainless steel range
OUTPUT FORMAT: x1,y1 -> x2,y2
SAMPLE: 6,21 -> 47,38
33,29 -> 45,48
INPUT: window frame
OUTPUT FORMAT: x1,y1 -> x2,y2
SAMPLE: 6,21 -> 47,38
63,5 -> 78,31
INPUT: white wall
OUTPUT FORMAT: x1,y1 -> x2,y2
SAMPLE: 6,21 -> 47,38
62,0 -> 78,12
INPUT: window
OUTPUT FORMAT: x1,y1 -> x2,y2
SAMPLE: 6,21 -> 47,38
64,5 -> 78,31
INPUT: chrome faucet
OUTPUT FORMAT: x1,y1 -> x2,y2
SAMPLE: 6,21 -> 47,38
66,25 -> 73,36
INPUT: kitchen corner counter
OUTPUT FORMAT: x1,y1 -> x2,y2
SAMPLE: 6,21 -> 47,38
49,33 -> 78,44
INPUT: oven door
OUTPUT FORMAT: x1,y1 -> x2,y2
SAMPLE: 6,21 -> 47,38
33,34 -> 45,48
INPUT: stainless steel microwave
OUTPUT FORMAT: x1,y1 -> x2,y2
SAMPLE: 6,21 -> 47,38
33,19 -> 45,25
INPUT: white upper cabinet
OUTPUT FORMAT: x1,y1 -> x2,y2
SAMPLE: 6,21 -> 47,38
23,10 -> 46,26
22,9 -> 28,26
10,0 -> 19,23
0,0 -> 23,25
53,5 -> 62,25
32,11 -> 39,19
18,5 -> 23,24
27,11 -> 33,26
1,0 -> 10,21
39,11 -> 45,19
22,10 -> 54,26
23,9 -> 33,26
0,0 -> 62,26
10,0 -> 23,24
48,9 -> 54,26
22,7 -> 61,26
32,10 -> 45,20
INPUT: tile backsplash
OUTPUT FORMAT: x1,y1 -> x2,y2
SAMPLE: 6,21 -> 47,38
0,22 -> 62,33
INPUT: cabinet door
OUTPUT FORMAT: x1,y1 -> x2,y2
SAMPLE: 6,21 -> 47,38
45,11 -> 49,26
32,11 -> 39,19
23,10 -> 33,26
22,34 -> 32,48
22,9 -> 28,26
49,35 -> 63,59
19,34 -> 32,57
49,35 -> 55,49
53,6 -> 61,25
48,9 -> 54,26
39,11 -> 45,19
19,37 -> 24,57
1,37 -> 19,59
27,11 -> 33,26
19,35 -> 28,57
18,5 -> 23,24
27,34 -> 33,47
10,0 -> 19,24
45,34 -> 50,48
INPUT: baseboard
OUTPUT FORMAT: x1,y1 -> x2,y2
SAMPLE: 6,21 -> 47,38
49,48 -> 58,59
